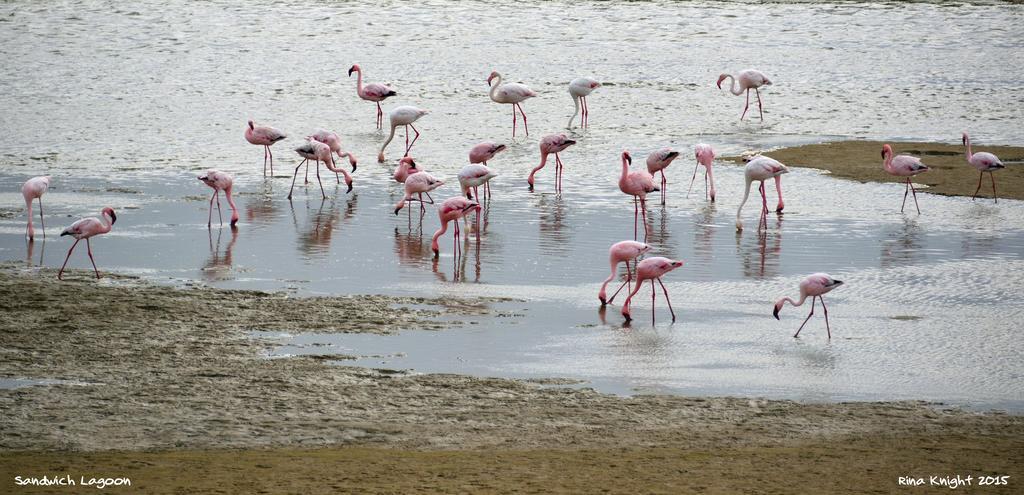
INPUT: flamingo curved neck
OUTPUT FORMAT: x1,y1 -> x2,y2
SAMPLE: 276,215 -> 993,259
569,95 -> 580,127
736,177 -> 754,222
489,74 -> 502,100
723,74 -> 742,95
619,157 -> 630,185
883,152 -> 895,173
964,135 -> 973,161
380,123 -> 398,156
354,69 -> 363,94
431,220 -> 449,252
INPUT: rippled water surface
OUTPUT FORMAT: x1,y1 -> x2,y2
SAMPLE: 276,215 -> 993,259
1,1 -> 1022,410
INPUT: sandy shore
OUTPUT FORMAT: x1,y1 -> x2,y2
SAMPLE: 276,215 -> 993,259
725,140 -> 1024,200
1,265 -> 1021,493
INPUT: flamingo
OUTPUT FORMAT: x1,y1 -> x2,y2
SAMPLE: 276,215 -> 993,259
619,151 -> 659,241
310,129 -> 358,184
568,77 -> 600,128
621,257 -> 684,323
487,71 -> 536,137
717,69 -> 772,121
379,106 -> 428,162
645,148 -> 681,206
393,156 -> 420,184
348,64 -> 396,129
736,155 -> 788,232
773,273 -> 844,338
963,132 -> 1005,203
289,139 -> 352,200
598,240 -> 653,305
458,164 -> 498,201
245,120 -> 286,176
469,141 -> 507,198
528,134 -> 576,192
58,207 -> 116,280
881,144 -> 930,214
394,172 -> 444,215
22,176 -> 51,241
689,143 -> 717,202
431,196 -> 482,258
198,170 -> 239,228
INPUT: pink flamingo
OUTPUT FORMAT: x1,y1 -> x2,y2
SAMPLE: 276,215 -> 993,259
245,120 -> 287,176
568,77 -> 600,128
528,134 -> 576,192
198,170 -> 239,227
736,155 -> 788,232
348,64 -> 396,130
621,257 -> 684,323
881,144 -> 930,214
22,175 -> 51,241
379,106 -> 428,162
598,240 -> 652,305
58,207 -> 116,280
717,69 -> 772,121
619,151 -> 659,241
393,156 -> 420,184
431,196 -> 482,258
458,164 -> 498,201
689,143 -> 717,202
310,129 -> 358,184
289,139 -> 352,200
394,172 -> 444,215
469,142 -> 507,198
487,71 -> 536,137
963,132 -> 1005,203
773,273 -> 844,338
645,148 -> 681,206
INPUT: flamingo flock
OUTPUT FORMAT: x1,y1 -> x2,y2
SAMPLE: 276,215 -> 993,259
20,63 -> 1014,336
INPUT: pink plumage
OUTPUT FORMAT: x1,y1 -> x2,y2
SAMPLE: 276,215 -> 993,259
393,156 -> 420,184
881,144 -> 929,214
394,172 -> 444,215
349,64 -> 397,129
621,257 -> 684,323
963,132 -> 1005,203
645,148 -> 681,205
58,207 -> 117,280
773,273 -> 844,338
431,197 -> 482,257
598,240 -> 652,305
717,69 -> 772,121
198,169 -> 239,227
469,141 -> 507,165
619,151 -> 658,241
488,71 -> 536,137
245,120 -> 286,176
22,175 -> 50,241
528,134 -> 576,192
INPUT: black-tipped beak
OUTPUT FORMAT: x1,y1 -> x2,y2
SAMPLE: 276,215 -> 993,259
495,144 -> 507,152
599,297 -> 607,306
198,176 -> 206,181
346,182 -> 353,194
394,207 -> 401,215
626,155 -> 632,165
622,312 -> 632,322
230,218 -> 238,227
833,280 -> 844,286
773,306 -> 780,320
667,152 -> 679,160
348,67 -> 355,76
109,211 -> 117,224
351,162 -> 357,173
565,140 -> 577,146
433,248 -> 439,257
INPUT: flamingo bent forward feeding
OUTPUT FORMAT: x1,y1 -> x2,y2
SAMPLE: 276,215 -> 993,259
621,257 -> 684,323
568,77 -> 600,128
22,176 -> 51,241
717,69 -> 772,121
881,144 -> 930,214
198,170 -> 239,228
58,207 -> 116,280
469,142 -> 507,198
393,156 -> 419,184
310,129 -> 358,184
690,143 -> 717,202
394,172 -> 444,215
598,240 -> 653,305
619,151 -> 659,241
962,132 -> 1005,203
645,148 -> 680,206
431,196 -> 482,258
379,106 -> 428,162
348,64 -> 396,130
290,139 -> 352,200
528,134 -> 576,192
773,273 -> 843,338
245,120 -> 286,176
458,164 -> 498,201
487,71 -> 536,137
736,155 -> 788,232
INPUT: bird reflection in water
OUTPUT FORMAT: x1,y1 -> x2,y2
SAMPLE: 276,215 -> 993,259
244,180 -> 279,226
293,195 -> 357,258
432,230 -> 482,283
737,214 -> 783,279
202,226 -> 238,281
880,217 -> 924,268
25,238 -> 45,267
536,193 -> 569,251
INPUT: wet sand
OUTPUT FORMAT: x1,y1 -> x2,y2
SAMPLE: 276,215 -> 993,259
1,264 -> 1021,493
725,140 -> 1024,200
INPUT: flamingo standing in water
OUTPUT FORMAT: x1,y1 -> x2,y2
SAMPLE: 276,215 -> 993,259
58,207 -> 116,280
689,143 -> 717,202
245,120 -> 286,176
568,77 -> 600,128
621,257 -> 684,323
348,64 -> 396,130
22,176 -> 50,241
394,172 -> 444,215
379,106 -> 428,162
198,170 -> 239,228
619,151 -> 659,241
717,69 -> 772,121
431,196 -> 482,258
393,156 -> 420,184
962,132 -> 1005,203
736,155 -> 788,232
290,139 -> 353,200
310,129 -> 358,184
528,134 -> 576,192
487,71 -> 536,137
470,142 -> 506,198
458,164 -> 498,201
645,148 -> 681,206
774,273 -> 844,338
881,144 -> 930,214
598,240 -> 652,305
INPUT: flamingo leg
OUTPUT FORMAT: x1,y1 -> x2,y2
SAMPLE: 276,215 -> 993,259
686,164 -> 699,199
704,171 -> 709,201
208,190 -> 216,226
555,153 -> 564,192
909,179 -> 921,214
755,88 -> 764,121
608,260 -> 632,304
651,279 -> 656,324
263,146 -> 268,176
901,179 -> 909,213
640,197 -> 649,241
794,297 -> 816,338
511,104 -> 517,138
315,159 -> 326,199
86,238 -> 100,278
268,146 -> 274,175
304,158 -> 310,184
633,197 -> 639,240
517,103 -> 529,136
657,277 -> 675,322
58,238 -> 81,280
406,124 -> 420,155
582,96 -> 588,127
215,189 -> 223,226
288,159 -> 306,200
376,102 -> 383,130
990,171 -> 998,203
404,125 -> 409,150
661,171 -> 668,205
38,197 -> 45,239
759,182 -> 768,231
741,89 -> 750,120
425,192 -> 435,204
821,296 -> 831,339
972,171 -> 983,200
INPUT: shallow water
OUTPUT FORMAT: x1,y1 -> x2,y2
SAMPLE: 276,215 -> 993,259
1,1 -> 1023,410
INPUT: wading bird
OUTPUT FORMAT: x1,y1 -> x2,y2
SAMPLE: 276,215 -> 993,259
717,69 -> 772,121
310,129 -> 358,184
773,273 -> 843,338
379,106 -> 428,162
458,164 -> 498,201
245,120 -> 286,176
22,175 -> 50,241
645,148 -> 680,206
621,257 -> 684,323
469,142 -> 506,198
736,155 -> 788,232
528,134 -> 576,192
487,71 -> 536,137
431,197 -> 482,258
393,156 -> 420,184
598,240 -> 652,305
290,139 -> 352,200
394,172 -> 444,215
58,207 -> 116,280
619,151 -> 658,241
881,144 -> 930,214
198,169 -> 239,228
568,77 -> 600,128
690,143 -> 717,202
962,132 -> 1005,203
348,64 -> 396,130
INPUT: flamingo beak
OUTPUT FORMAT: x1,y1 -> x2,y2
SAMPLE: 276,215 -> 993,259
348,66 -> 355,76
627,155 -> 632,165
432,248 -> 439,257
394,207 -> 401,215
346,182 -> 353,194
773,305 -> 781,320
109,211 -> 117,225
